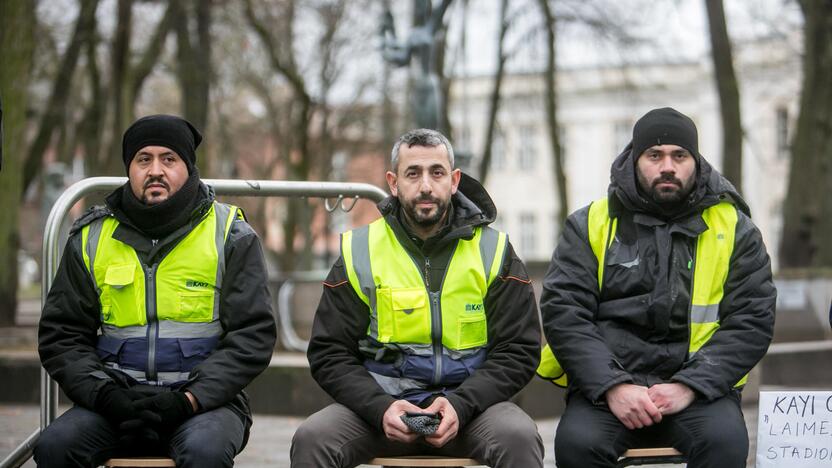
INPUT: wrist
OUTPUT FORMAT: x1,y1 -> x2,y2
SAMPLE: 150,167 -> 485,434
184,391 -> 199,412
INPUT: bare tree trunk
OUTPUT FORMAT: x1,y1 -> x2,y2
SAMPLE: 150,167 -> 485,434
101,0 -> 134,176
538,0 -> 568,223
91,0 -> 174,177
478,0 -> 508,185
22,0 -> 99,193
245,0 -> 315,273
0,0 -> 36,326
175,0 -> 212,134
131,2 -> 176,109
434,28 -> 452,137
381,60 -> 397,153
779,1 -> 832,268
80,10 -> 105,174
705,0 -> 743,193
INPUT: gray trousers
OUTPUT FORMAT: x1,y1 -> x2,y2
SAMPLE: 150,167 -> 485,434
290,401 -> 544,468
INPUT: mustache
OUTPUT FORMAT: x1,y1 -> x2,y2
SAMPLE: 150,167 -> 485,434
652,174 -> 682,188
413,196 -> 440,204
144,177 -> 170,191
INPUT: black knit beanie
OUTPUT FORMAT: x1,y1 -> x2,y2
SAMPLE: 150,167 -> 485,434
122,114 -> 202,174
631,107 -> 699,160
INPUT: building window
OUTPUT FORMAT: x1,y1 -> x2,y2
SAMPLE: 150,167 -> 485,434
776,107 -> 790,159
491,127 -> 506,170
518,125 -> 537,170
614,120 -> 631,154
519,212 -> 537,258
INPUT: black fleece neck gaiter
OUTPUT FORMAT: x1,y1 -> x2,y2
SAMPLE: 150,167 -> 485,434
119,173 -> 202,239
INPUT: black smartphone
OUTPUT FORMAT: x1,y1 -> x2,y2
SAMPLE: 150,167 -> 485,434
404,411 -> 440,419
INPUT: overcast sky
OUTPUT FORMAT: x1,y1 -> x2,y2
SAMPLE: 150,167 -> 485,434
439,0 -> 803,75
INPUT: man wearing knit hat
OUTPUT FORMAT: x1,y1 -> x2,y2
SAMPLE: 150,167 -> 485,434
538,107 -> 775,467
35,114 -> 276,467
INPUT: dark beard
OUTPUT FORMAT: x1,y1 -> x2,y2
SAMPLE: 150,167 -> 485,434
638,172 -> 694,206
403,195 -> 450,228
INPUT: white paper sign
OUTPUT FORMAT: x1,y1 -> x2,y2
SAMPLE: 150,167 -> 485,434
756,391 -> 832,467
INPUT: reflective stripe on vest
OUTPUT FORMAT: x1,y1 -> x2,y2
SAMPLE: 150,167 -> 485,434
538,197 -> 745,388
81,202 -> 239,385
343,218 -> 506,351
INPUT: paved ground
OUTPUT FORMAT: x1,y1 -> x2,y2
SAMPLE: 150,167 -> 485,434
1,402 -> 760,467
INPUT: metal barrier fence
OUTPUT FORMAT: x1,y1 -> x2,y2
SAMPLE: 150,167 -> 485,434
1,177 -> 388,468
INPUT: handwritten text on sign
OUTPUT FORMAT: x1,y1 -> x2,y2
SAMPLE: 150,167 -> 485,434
757,391 -> 832,467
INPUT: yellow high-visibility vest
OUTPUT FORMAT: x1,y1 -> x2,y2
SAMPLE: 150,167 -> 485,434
342,218 -> 507,351
80,202 -> 241,383
538,197 -> 745,388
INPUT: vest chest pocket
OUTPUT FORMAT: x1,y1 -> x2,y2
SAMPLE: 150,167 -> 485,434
454,312 -> 488,349
103,264 -> 144,327
376,287 -> 431,344
176,291 -> 215,322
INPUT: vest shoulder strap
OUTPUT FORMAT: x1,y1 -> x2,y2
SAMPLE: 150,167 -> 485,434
213,201 -> 243,242
71,205 -> 112,236
478,226 -> 508,287
587,197 -> 616,290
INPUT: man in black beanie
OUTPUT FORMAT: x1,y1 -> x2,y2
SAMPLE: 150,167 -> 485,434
538,107 -> 775,467
35,114 -> 276,468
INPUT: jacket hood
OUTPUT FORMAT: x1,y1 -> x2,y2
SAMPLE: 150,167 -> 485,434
608,142 -> 750,219
378,171 -> 497,236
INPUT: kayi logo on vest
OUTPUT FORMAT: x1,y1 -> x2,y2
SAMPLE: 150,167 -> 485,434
465,303 -> 483,312
185,280 -> 212,289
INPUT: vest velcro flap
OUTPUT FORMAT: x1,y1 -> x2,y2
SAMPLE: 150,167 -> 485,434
390,288 -> 426,311
104,264 -> 135,288
377,287 -> 431,344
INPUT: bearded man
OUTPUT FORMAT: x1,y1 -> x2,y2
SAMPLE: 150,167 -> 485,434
290,128 -> 544,467
538,107 -> 776,467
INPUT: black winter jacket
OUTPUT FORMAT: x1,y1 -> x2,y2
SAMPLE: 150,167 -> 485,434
541,144 -> 776,404
38,182 -> 276,418
307,174 -> 541,431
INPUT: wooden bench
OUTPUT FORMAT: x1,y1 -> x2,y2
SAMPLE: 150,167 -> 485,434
617,447 -> 686,466
368,456 -> 481,467
102,458 -> 176,467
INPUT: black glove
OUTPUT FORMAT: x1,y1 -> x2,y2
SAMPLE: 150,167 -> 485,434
118,418 -> 161,445
133,391 -> 195,431
94,384 -> 140,424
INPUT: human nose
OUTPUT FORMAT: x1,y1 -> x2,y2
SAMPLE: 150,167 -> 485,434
148,157 -> 164,175
658,155 -> 675,173
418,173 -> 433,193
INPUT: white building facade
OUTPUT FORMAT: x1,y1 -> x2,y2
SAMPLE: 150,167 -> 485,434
449,35 -> 801,269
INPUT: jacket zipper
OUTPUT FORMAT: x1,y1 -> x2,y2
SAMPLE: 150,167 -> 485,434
686,243 -> 697,355
145,263 -> 160,382
425,257 -> 444,385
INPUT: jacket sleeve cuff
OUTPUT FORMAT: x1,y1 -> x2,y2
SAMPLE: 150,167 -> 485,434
587,373 -> 634,404
444,393 -> 473,429
365,395 -> 397,431
671,374 -> 720,401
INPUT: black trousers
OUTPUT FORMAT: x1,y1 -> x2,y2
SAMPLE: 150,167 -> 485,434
33,405 -> 247,468
554,391 -> 748,468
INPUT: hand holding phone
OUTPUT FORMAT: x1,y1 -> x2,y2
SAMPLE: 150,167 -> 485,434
400,411 -> 442,435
